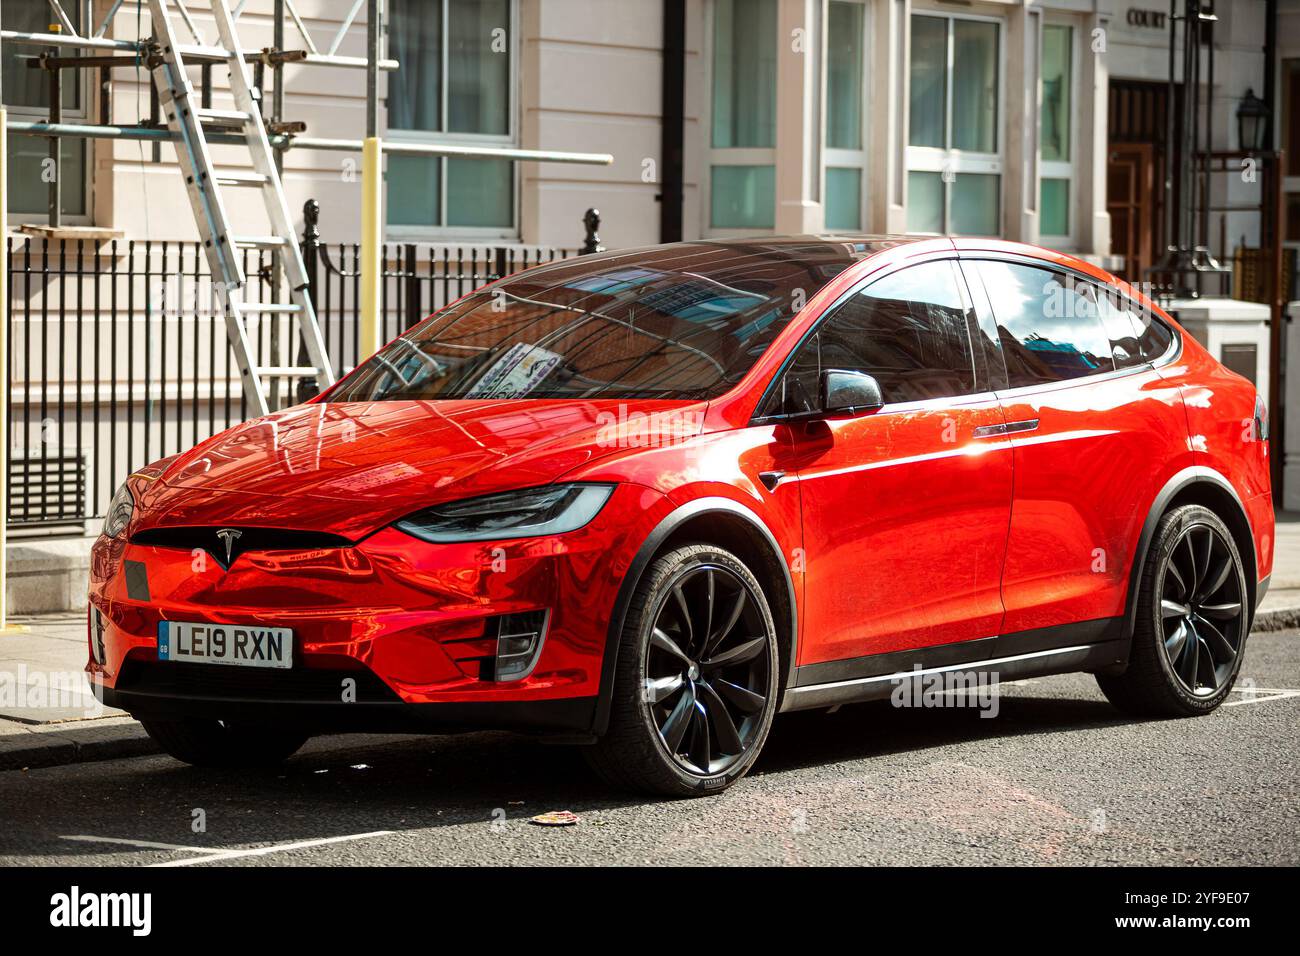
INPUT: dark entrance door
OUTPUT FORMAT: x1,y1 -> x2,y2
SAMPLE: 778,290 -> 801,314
1107,79 -> 1181,286
1107,143 -> 1156,284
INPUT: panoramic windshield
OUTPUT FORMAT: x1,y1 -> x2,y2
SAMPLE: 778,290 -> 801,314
327,240 -> 865,402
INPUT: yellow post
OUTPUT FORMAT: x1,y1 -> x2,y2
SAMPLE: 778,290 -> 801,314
358,135 -> 383,362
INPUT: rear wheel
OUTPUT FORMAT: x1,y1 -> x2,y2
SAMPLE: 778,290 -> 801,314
1098,505 -> 1249,716
585,543 -> 780,797
141,717 -> 310,767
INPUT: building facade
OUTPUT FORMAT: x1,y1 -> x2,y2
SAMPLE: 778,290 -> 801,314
2,1 -> 1283,260
1,0 -> 1294,558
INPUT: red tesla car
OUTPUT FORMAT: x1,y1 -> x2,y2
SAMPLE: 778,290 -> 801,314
88,236 -> 1273,796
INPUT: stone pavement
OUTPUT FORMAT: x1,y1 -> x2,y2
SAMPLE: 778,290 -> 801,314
1256,511 -> 1300,627
0,612 -> 154,771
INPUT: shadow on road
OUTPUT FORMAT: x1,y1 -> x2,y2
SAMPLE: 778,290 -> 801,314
754,694 -> 1139,777
0,690 -> 1147,862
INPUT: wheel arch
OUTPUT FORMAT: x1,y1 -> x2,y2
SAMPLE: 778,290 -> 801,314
1125,466 -> 1259,640
594,497 -> 798,736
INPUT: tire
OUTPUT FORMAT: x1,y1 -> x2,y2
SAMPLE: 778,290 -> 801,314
1097,504 -> 1249,717
585,543 -> 780,797
141,717 -> 310,768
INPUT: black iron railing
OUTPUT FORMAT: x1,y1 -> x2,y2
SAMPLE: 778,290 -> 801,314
4,208 -> 592,532
4,238 -> 278,532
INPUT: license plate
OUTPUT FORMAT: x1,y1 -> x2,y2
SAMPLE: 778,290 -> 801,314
157,621 -> 293,669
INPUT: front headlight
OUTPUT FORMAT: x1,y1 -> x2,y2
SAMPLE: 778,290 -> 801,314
102,482 -> 135,539
395,483 -> 615,543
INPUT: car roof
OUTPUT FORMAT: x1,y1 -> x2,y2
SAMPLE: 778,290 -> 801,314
496,234 -> 1134,320
496,234 -> 940,300
507,233 -> 1119,285
565,234 -> 932,267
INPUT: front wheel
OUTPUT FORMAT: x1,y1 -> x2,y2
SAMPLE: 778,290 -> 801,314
141,717 -> 311,768
1098,504 -> 1249,717
585,543 -> 780,797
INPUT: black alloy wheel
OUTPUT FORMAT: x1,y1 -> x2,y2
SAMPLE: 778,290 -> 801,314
1158,522 -> 1246,696
585,543 -> 780,796
1097,504 -> 1249,717
644,562 -> 773,776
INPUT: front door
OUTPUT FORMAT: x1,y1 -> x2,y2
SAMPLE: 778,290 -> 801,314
773,258 -> 1013,667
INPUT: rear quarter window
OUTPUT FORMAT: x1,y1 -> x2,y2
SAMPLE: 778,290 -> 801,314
1095,287 -> 1176,367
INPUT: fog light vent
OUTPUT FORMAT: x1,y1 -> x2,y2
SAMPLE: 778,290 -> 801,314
492,610 -> 549,682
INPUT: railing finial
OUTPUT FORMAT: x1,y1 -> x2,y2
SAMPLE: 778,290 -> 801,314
581,208 -> 604,255
302,198 -> 321,246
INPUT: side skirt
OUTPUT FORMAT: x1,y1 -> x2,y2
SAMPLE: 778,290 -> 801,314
781,618 -> 1128,713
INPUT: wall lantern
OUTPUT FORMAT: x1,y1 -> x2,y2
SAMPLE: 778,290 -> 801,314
1237,88 -> 1270,153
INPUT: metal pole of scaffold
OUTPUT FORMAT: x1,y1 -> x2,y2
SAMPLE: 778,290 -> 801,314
0,9 -> 29,634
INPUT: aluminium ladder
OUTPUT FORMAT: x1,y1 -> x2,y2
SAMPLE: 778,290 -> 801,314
147,0 -> 336,417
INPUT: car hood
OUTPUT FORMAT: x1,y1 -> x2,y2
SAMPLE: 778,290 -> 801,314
134,398 -> 705,541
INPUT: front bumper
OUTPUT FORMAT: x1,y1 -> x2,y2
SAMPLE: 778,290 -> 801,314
87,482 -> 669,735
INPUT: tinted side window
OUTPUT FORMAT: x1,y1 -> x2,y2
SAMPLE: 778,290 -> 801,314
764,260 -> 977,414
1132,305 -> 1174,361
975,261 -> 1116,387
1095,287 -> 1145,369
1094,287 -> 1175,367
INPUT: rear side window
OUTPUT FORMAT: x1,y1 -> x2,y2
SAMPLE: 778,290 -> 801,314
1095,288 -> 1145,369
1094,286 -> 1175,367
974,261 -> 1115,387
1132,303 -> 1174,361
765,259 -> 977,414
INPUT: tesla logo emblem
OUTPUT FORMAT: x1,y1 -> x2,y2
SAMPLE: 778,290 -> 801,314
215,528 -> 243,565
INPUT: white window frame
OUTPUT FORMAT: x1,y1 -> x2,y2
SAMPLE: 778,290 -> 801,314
702,0 -> 779,238
904,7 -> 1005,237
1039,18 -> 1081,249
823,0 -> 870,233
385,0 -> 520,241
2,0 -> 94,226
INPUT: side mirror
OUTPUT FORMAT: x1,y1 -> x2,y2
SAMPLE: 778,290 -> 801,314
820,369 -> 884,416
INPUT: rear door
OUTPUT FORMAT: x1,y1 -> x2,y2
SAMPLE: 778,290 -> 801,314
961,256 -> 1188,650
766,257 -> 1013,668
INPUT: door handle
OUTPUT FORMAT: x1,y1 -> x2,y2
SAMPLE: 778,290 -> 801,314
973,419 -> 1039,439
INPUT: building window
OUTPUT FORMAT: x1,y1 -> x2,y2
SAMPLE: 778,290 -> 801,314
2,0 -> 90,223
387,0 -> 516,233
906,13 -> 1001,236
709,0 -> 778,230
825,0 -> 866,231
1040,23 -> 1074,242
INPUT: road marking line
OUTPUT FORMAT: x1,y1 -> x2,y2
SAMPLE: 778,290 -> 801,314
61,834 -> 227,854
148,830 -> 394,867
1223,690 -> 1300,707
1228,687 -> 1300,694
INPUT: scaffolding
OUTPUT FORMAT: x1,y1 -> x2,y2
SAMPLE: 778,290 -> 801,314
2,1 -> 614,224
0,0 -> 615,628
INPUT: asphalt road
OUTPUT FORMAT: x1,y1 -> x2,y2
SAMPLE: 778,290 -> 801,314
2,630 -> 1297,867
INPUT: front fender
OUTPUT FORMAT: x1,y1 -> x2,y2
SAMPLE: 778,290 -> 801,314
594,496 -> 799,735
